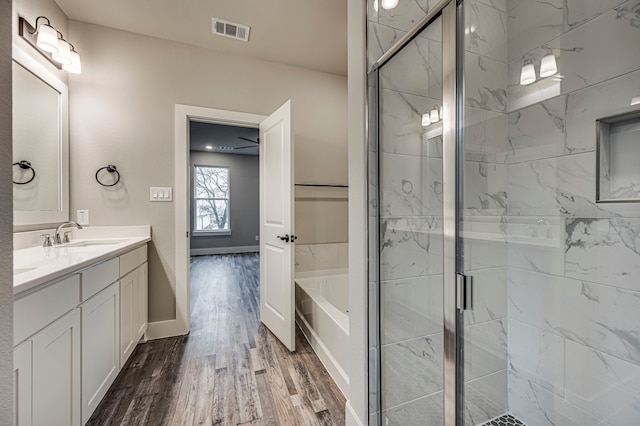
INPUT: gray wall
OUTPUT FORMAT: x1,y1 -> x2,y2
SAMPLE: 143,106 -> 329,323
0,0 -> 13,422
67,21 -> 348,322
190,151 -> 259,252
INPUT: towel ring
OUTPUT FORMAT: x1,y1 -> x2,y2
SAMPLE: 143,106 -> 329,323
95,165 -> 121,187
13,161 -> 36,185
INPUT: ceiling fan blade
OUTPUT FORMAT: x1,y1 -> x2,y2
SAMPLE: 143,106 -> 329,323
238,137 -> 260,144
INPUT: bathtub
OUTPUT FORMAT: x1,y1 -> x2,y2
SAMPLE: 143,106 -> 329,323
295,270 -> 349,395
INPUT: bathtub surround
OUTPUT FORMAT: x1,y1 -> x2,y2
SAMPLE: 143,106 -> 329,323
0,0 -> 13,421
295,243 -> 349,273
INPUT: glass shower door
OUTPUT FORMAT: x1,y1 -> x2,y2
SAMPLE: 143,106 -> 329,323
376,12 -> 447,425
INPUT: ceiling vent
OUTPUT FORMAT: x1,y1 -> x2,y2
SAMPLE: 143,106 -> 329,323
211,18 -> 250,42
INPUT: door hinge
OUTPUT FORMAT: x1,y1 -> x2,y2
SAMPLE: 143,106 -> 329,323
456,273 -> 472,311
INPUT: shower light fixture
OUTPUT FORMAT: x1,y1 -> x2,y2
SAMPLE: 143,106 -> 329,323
422,113 -> 431,127
539,49 -> 558,78
520,59 -> 536,86
381,0 -> 399,10
18,16 -> 82,73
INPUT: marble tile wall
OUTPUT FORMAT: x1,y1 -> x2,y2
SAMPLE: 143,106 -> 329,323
294,243 -> 349,273
505,1 -> 640,425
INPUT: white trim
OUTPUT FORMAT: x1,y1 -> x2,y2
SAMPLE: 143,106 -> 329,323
345,400 -> 365,426
192,230 -> 232,237
296,308 -> 349,397
190,246 -> 259,256
175,105 -> 267,338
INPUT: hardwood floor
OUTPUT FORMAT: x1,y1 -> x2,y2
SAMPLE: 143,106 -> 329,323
87,253 -> 346,426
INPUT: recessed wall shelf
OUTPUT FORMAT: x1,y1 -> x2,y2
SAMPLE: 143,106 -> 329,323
596,109 -> 640,203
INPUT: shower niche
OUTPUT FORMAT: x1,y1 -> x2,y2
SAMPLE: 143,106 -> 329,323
596,110 -> 640,203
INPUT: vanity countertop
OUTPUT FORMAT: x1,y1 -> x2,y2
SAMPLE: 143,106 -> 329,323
13,226 -> 151,296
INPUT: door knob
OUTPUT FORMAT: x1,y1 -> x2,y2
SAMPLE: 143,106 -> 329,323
291,235 -> 298,242
277,234 -> 290,243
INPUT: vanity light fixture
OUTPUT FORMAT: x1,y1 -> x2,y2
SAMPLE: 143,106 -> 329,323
422,113 -> 431,127
381,0 -> 399,10
18,16 -> 81,73
631,96 -> 640,106
430,107 -> 440,123
539,49 -> 558,78
520,58 -> 536,86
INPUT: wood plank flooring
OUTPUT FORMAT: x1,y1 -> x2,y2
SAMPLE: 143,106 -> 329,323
87,253 -> 346,426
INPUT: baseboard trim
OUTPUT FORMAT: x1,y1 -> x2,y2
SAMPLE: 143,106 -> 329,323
345,400 -> 364,426
145,319 -> 189,340
190,246 -> 259,256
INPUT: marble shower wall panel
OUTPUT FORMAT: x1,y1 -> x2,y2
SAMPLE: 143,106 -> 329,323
464,369 -> 508,425
563,0 -> 630,32
565,69 -> 640,154
463,161 -> 508,216
464,267 -> 507,326
464,319 -> 508,381
465,52 -> 508,113
294,243 -> 349,272
384,391 -> 444,426
381,333 -> 444,409
506,96 -> 567,164
565,217 -> 640,292
565,339 -> 640,424
508,370 -> 604,426
379,216 -> 443,281
465,0 -> 508,62
506,0 -> 563,63
508,318 -> 565,397
368,22 -> 406,70
380,89 -> 441,156
508,268 -> 640,366
464,107 -> 509,164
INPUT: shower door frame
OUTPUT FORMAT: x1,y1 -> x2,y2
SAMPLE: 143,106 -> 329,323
367,0 -> 465,424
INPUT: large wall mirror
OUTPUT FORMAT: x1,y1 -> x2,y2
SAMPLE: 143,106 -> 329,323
12,46 -> 69,227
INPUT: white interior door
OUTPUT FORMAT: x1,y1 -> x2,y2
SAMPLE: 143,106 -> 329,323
260,100 -> 295,352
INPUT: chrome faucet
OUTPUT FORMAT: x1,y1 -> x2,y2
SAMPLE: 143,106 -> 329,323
54,221 -> 83,245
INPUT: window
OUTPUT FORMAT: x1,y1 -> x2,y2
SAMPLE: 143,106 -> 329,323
194,165 -> 230,234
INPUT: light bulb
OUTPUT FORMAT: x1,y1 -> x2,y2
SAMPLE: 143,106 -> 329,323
520,60 -> 536,86
52,39 -> 72,65
63,49 -> 81,74
381,0 -> 399,10
421,113 -> 431,127
430,108 -> 439,123
632,96 -> 640,106
36,24 -> 59,53
373,0 -> 379,12
539,50 -> 557,78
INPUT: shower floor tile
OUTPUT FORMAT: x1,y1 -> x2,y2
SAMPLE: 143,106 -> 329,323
481,413 -> 526,426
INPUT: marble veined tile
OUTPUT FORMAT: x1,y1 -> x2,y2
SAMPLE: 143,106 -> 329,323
508,268 -> 640,366
380,216 -> 443,281
464,106 -> 509,164
508,319 -> 565,396
465,52 -> 508,113
381,333 -> 444,409
465,0 -> 508,62
377,0 -> 436,32
464,267 -> 507,326
464,319 -> 508,381
380,89 -> 440,156
368,22 -> 406,69
565,217 -> 640,292
464,369 -> 508,426
464,161 -> 508,216
565,69 -> 640,154
507,96 -> 567,164
462,216 -> 508,270
564,0 -> 630,32
383,391 -> 443,426
509,370 -> 604,426
507,216 -> 566,276
381,276 -> 436,345
295,244 -> 340,272
476,0 -> 507,13
507,152 -> 597,218
379,153 -> 443,218
565,340 -> 640,424
380,36 -> 443,101
507,0 -> 563,63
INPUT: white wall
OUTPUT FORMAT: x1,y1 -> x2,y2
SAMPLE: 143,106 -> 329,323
67,21 -> 348,323
0,0 -> 14,422
347,0 -> 368,424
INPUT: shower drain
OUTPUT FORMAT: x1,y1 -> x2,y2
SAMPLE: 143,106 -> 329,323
481,414 -> 526,426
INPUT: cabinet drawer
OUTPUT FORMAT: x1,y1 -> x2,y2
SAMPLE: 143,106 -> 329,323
120,245 -> 147,277
14,274 -> 80,345
82,258 -> 119,302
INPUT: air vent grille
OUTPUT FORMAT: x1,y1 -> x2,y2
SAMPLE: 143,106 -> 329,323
211,18 -> 250,42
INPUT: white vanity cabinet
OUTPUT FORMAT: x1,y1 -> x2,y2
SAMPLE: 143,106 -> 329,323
13,242 -> 149,426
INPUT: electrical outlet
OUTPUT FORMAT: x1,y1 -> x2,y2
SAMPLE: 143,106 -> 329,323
77,210 -> 89,225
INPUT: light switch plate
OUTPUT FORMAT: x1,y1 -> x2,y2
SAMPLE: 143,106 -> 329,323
150,187 -> 173,202
77,210 -> 89,225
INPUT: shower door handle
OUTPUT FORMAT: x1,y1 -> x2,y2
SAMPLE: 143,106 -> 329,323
277,234 -> 290,243
456,273 -> 473,311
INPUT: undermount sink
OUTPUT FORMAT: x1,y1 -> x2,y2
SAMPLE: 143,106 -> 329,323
58,239 -> 126,248
14,267 -> 37,275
